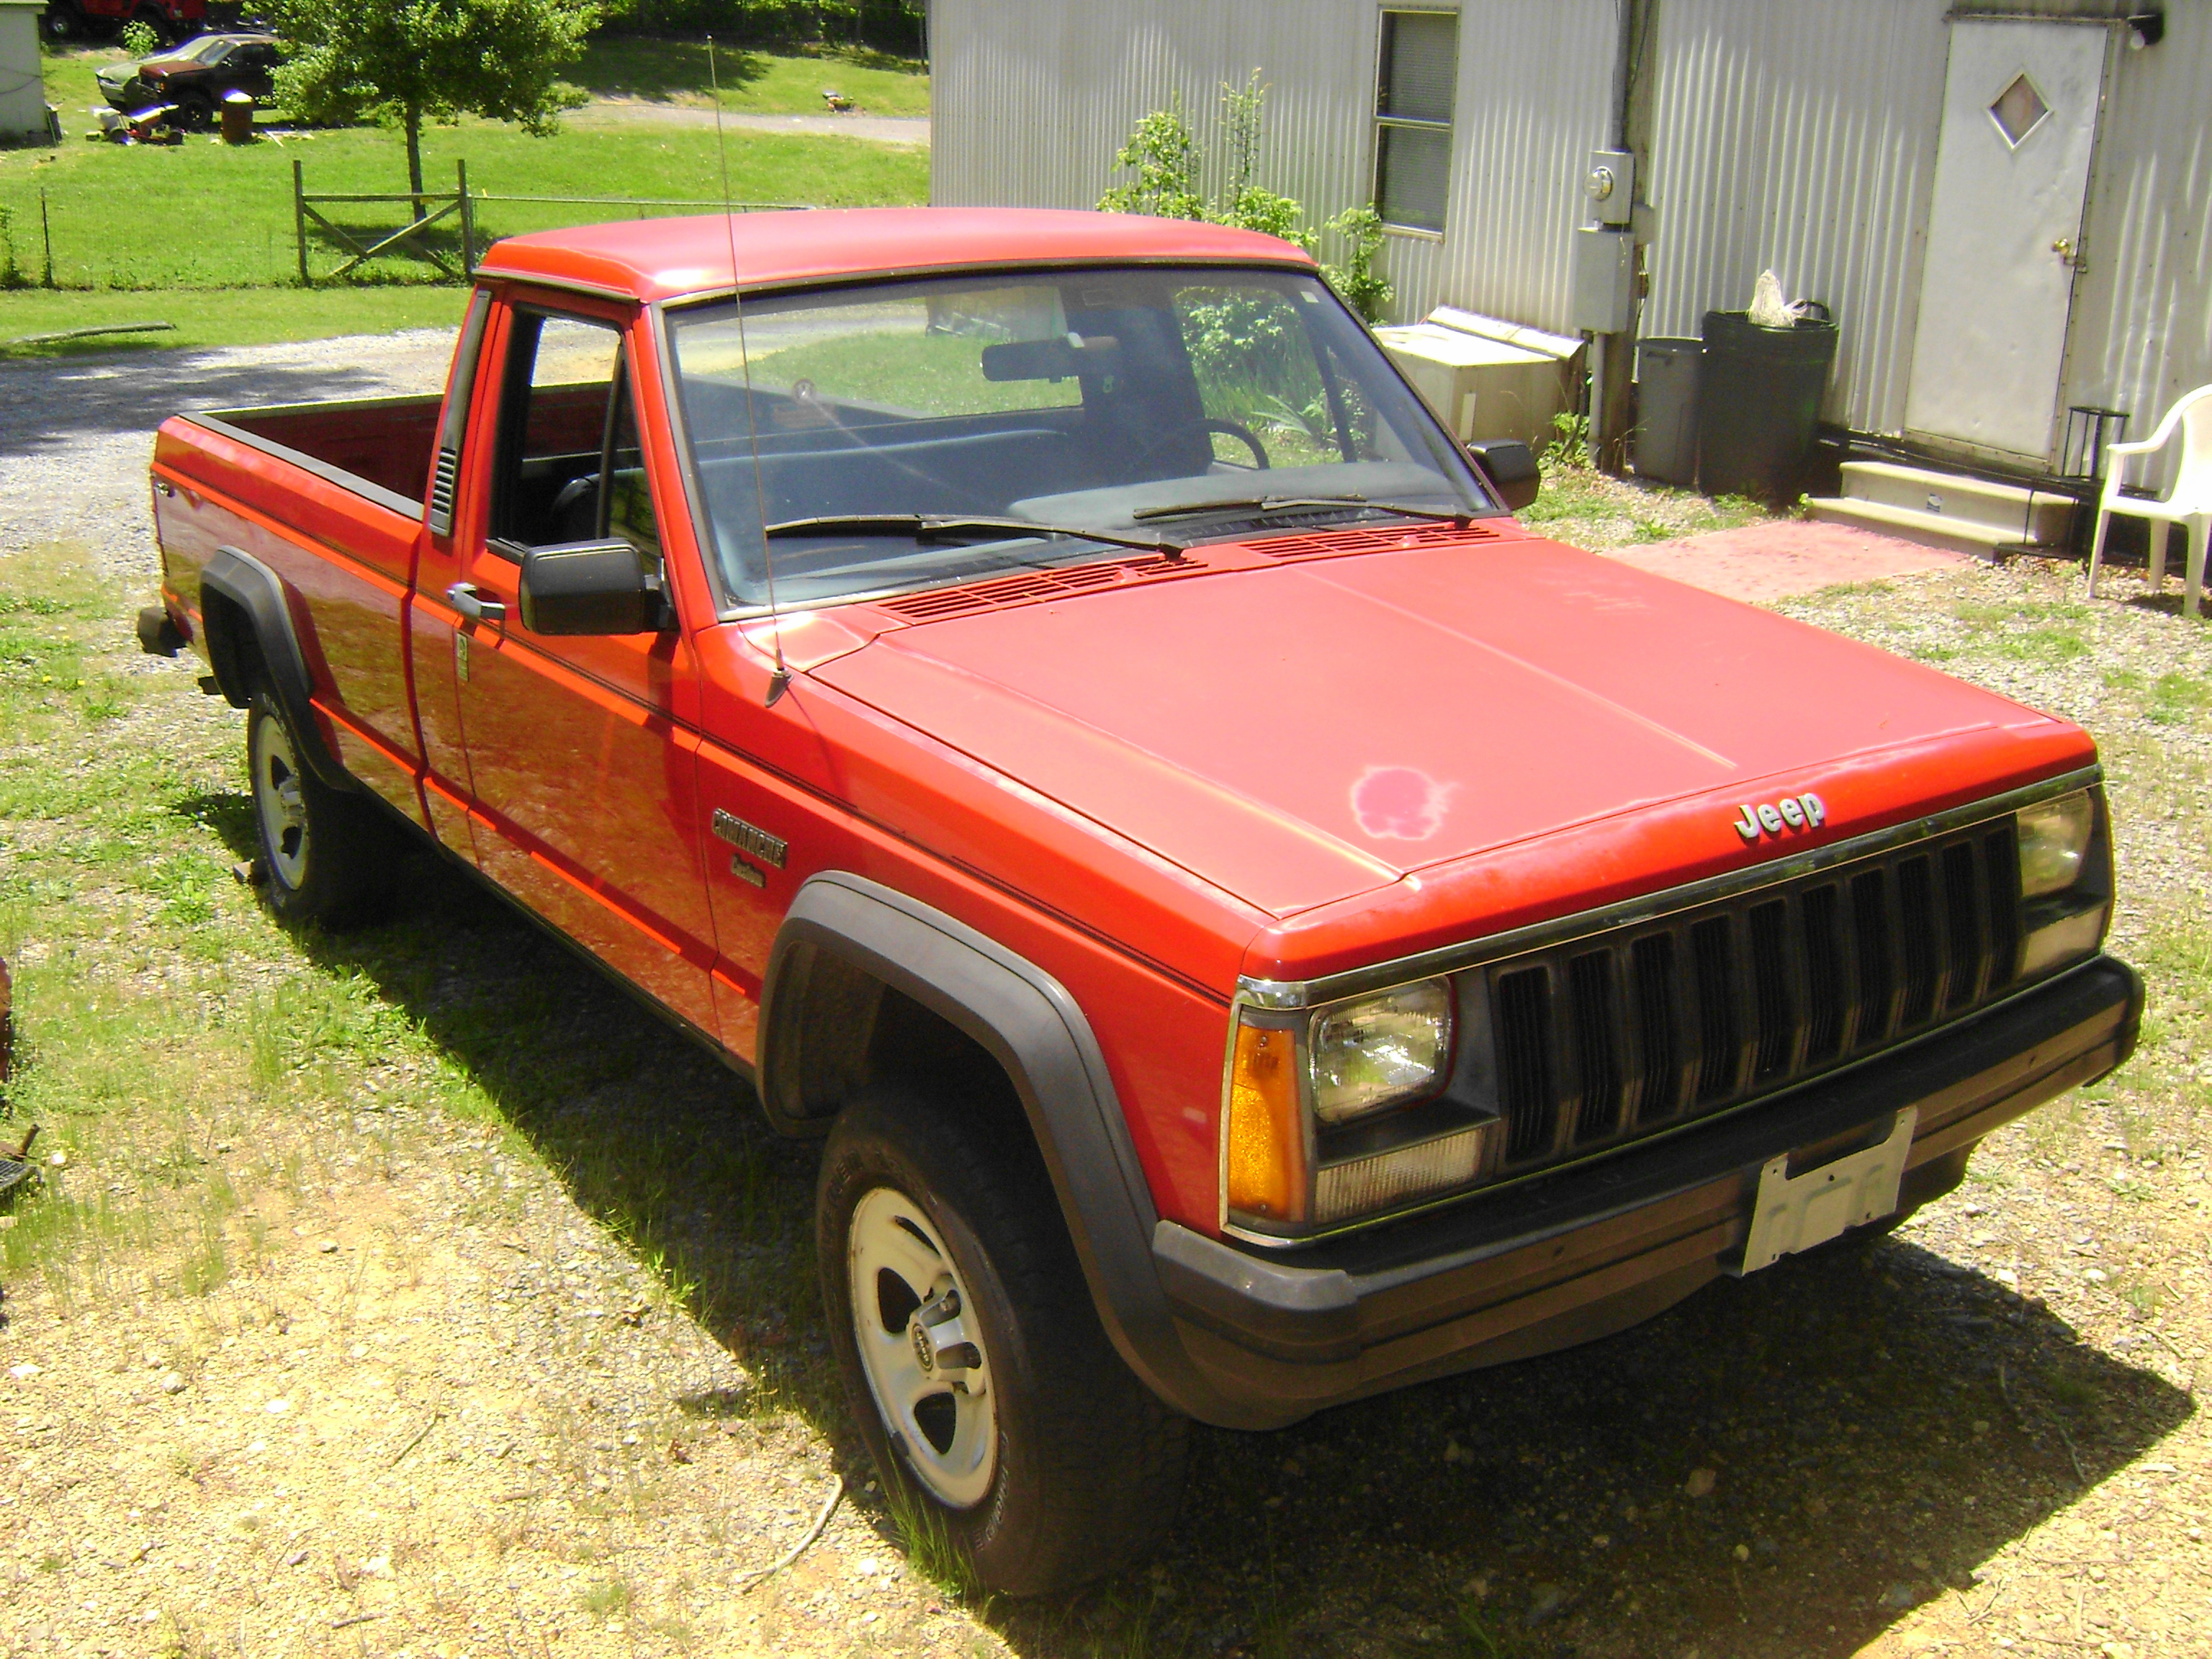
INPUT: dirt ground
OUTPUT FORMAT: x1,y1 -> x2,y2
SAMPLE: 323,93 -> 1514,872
0,343 -> 2206,1659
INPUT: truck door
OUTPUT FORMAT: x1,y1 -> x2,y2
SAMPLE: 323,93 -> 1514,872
446,297 -> 719,1038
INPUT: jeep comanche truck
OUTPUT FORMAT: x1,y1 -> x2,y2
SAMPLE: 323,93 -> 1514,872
139,208 -> 2141,1595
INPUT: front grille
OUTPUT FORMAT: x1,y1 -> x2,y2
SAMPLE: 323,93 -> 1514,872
1484,818 -> 2023,1168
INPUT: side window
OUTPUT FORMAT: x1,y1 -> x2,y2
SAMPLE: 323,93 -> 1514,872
492,311 -> 660,563
604,364 -> 662,564
1375,9 -> 1457,233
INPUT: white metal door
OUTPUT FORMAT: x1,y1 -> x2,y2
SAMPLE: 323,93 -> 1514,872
1903,18 -> 2108,463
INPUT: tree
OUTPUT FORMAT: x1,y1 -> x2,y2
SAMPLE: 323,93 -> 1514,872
269,0 -> 601,202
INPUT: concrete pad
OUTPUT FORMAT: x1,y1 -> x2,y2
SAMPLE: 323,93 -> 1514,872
1599,518 -> 1969,604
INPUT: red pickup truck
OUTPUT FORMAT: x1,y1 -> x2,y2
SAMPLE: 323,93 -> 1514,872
141,208 -> 2139,1594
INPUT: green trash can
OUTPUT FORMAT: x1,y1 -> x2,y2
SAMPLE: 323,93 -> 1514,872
1696,305 -> 1837,503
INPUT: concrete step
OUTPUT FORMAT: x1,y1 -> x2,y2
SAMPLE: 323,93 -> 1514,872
1804,495 -> 2029,559
1839,460 -> 2073,545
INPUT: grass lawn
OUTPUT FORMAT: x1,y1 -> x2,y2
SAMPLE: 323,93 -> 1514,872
0,286 -> 467,356
576,36 -> 929,117
1,44 -> 928,300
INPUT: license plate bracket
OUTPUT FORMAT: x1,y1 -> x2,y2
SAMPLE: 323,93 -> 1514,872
1730,1107 -> 1917,1275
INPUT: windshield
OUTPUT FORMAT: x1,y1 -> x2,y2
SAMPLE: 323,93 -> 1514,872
166,36 -> 235,62
665,266 -> 1491,611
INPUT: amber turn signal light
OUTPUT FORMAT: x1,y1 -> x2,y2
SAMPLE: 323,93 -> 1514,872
1225,1020 -> 1305,1223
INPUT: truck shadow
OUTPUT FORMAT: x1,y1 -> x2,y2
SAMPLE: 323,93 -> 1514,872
194,805 -> 2193,1659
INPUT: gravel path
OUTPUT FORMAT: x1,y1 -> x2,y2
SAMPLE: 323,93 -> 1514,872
570,100 -> 929,147
0,329 -> 459,588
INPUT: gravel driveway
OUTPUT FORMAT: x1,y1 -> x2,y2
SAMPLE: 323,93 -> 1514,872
0,338 -> 2204,1658
0,331 -> 461,587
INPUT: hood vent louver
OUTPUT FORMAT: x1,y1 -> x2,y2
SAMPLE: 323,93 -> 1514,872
1251,521 -> 1501,562
876,552 -> 1210,624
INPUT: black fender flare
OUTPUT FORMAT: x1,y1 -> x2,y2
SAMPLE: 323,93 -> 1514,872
761,871 -> 1238,1424
199,545 -> 359,794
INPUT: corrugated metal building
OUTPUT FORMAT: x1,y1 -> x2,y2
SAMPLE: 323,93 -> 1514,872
930,0 -> 2211,484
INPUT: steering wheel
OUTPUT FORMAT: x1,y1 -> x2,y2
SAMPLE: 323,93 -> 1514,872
1200,418 -> 1270,469
1132,418 -> 1274,477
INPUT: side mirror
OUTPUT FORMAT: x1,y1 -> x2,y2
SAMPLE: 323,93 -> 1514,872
1466,439 -> 1542,512
518,541 -> 670,636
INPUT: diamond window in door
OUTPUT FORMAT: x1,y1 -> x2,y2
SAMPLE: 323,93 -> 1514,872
1988,73 -> 2050,148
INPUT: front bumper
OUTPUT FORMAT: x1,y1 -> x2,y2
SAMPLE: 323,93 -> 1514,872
1153,956 -> 2139,1429
100,78 -> 158,112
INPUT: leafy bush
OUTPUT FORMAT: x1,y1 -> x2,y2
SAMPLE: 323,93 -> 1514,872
118,19 -> 163,57
1541,410 -> 1592,472
1098,75 -> 1395,323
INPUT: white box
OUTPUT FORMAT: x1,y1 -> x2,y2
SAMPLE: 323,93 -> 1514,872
1376,321 -> 1575,450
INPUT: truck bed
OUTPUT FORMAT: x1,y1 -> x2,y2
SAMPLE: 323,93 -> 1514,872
194,393 -> 444,510
153,392 -> 444,828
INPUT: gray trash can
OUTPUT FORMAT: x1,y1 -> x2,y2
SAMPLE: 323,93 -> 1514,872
1634,337 -> 1701,487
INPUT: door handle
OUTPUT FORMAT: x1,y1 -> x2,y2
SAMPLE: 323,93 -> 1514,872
446,582 -> 506,625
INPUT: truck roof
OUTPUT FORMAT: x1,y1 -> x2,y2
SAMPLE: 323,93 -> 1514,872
475,207 -> 1318,305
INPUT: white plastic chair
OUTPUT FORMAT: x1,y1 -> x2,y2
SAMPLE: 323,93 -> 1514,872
2085,384 -> 2212,618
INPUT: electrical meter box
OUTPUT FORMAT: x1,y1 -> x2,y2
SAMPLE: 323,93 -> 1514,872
1585,148 -> 1635,226
1373,310 -> 1582,449
1573,228 -> 1637,335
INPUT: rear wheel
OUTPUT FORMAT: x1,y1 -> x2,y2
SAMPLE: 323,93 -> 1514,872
41,4 -> 84,40
818,1084 -> 1187,1596
247,687 -> 393,927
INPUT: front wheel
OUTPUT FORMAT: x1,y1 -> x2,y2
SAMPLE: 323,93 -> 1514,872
247,688 -> 392,927
818,1085 -> 1187,1596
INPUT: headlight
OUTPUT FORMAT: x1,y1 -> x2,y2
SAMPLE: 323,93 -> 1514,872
1308,979 -> 1452,1123
2014,788 -> 2111,979
2018,791 -> 2095,896
1224,977 -> 1472,1236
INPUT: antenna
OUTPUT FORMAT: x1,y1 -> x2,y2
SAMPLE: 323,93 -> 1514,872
709,35 -> 791,708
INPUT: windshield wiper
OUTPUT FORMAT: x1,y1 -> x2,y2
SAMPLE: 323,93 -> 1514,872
1129,494 -> 1481,527
763,513 -> 1187,559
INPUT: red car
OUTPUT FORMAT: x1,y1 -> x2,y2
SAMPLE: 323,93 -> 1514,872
44,0 -> 202,45
138,208 -> 2139,1596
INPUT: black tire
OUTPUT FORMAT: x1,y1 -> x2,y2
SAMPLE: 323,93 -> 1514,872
41,4 -> 82,40
818,1084 -> 1187,1597
246,686 -> 393,927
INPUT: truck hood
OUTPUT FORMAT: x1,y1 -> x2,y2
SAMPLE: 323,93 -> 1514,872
811,534 -> 2067,919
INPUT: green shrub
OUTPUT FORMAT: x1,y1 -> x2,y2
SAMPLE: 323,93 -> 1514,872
118,18 -> 163,56
1098,74 -> 1395,323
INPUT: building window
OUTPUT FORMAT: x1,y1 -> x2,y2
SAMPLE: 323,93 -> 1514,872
1375,9 -> 1457,234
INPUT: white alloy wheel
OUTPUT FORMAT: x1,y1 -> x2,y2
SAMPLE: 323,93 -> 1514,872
251,708 -> 310,891
846,1185 -> 997,1508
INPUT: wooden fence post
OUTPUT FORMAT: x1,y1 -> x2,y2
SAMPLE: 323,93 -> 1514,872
457,160 -> 474,276
292,158 -> 310,287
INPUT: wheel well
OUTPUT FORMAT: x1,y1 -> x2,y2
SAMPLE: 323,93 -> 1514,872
198,586 -> 266,709
764,941 -> 1025,1136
